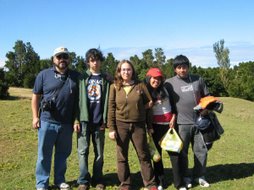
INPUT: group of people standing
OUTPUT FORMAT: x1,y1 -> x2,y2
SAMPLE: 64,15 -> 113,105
31,47 -> 211,190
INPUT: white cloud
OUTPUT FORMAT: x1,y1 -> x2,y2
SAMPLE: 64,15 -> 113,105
103,46 -> 217,67
104,47 -> 147,60
103,42 -> 254,68
1,42 -> 253,70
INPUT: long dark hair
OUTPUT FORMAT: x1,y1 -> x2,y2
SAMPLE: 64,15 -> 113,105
144,76 -> 167,102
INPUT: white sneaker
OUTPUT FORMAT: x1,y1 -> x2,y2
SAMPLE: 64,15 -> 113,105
179,187 -> 187,190
184,177 -> 192,188
158,185 -> 164,190
195,177 -> 210,188
57,182 -> 70,190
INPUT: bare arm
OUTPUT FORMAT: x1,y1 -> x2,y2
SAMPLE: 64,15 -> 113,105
169,114 -> 176,128
31,93 -> 41,129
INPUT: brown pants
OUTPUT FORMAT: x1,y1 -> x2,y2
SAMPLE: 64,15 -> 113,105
115,120 -> 156,189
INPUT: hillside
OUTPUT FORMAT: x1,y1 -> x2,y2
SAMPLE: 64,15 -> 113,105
8,87 -> 33,99
0,88 -> 253,189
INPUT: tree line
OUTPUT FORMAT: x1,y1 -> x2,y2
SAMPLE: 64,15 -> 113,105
0,40 -> 254,101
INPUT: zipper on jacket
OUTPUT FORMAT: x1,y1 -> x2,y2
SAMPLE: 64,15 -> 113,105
125,94 -> 128,119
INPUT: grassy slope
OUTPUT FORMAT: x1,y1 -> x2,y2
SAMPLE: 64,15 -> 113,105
0,88 -> 253,190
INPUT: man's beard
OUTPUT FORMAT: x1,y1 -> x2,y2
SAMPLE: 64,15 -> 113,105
55,61 -> 69,71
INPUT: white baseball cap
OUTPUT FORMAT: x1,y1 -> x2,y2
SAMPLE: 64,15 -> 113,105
53,47 -> 69,56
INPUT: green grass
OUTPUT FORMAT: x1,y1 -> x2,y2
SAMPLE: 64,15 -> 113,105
0,89 -> 254,190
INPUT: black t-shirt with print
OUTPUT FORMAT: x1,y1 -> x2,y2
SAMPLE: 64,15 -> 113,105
87,74 -> 102,125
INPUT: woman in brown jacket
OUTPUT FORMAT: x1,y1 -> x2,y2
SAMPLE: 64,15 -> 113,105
107,60 -> 157,190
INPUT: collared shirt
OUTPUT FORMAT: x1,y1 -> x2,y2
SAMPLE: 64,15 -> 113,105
33,67 -> 79,124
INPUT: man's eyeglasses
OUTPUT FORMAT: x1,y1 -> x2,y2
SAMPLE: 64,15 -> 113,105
56,54 -> 69,60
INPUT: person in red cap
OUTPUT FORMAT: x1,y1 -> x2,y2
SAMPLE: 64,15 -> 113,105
145,68 -> 186,190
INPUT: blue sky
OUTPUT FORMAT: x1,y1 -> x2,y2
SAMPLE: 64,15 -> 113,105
1,0 -> 254,68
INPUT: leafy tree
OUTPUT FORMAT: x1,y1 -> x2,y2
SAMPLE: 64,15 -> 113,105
142,49 -> 154,67
130,54 -> 142,71
72,55 -> 86,74
228,61 -> 254,101
130,54 -> 148,80
162,58 -> 174,78
4,40 -> 40,88
191,66 -> 227,96
0,68 -> 9,99
39,59 -> 52,70
154,48 -> 166,68
67,51 -> 87,74
101,53 -> 118,77
213,39 -> 230,95
2,40 -> 254,102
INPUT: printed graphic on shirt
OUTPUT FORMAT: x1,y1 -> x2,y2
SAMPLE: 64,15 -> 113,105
87,79 -> 102,103
152,99 -> 172,123
181,85 -> 193,92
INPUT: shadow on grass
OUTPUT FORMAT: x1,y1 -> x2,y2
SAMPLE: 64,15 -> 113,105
207,162 -> 254,184
47,162 -> 254,189
48,172 -> 154,190
104,172 -> 144,190
3,95 -> 29,100
102,162 -> 254,189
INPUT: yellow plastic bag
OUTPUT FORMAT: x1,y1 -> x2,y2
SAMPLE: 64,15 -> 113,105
147,135 -> 161,162
159,128 -> 183,153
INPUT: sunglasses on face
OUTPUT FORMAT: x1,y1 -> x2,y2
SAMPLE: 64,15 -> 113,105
56,54 -> 69,60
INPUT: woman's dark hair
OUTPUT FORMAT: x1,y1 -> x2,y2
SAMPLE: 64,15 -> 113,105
85,48 -> 104,63
144,76 -> 167,102
114,60 -> 138,89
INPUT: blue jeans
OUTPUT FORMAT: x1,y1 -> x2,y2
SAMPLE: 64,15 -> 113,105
35,120 -> 73,189
77,122 -> 105,185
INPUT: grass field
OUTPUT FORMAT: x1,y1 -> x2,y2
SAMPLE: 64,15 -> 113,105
0,87 -> 253,190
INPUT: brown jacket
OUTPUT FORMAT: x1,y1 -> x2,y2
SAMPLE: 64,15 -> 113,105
107,82 -> 152,131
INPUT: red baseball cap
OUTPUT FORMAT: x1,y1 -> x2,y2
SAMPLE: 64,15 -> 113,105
146,68 -> 163,78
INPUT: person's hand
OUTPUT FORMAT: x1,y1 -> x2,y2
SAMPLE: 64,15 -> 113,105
169,121 -> 175,128
147,128 -> 154,136
109,131 -> 116,140
73,123 -> 80,132
100,123 -> 106,131
32,117 -> 40,129
145,100 -> 153,109
169,114 -> 176,128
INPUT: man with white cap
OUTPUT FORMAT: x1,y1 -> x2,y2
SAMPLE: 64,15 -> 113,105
31,47 -> 80,190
